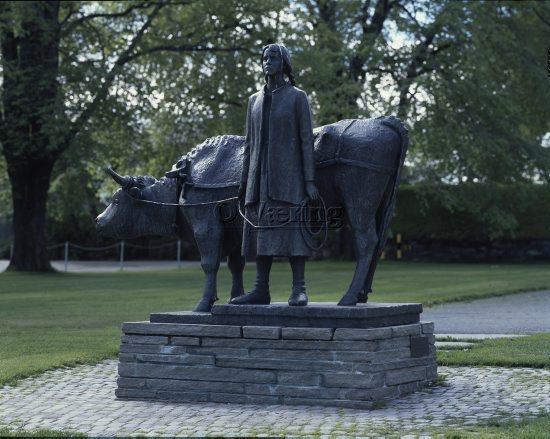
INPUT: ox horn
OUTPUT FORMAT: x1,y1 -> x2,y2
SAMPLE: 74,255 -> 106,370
106,166 -> 131,187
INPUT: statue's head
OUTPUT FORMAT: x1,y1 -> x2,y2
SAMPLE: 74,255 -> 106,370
261,43 -> 295,85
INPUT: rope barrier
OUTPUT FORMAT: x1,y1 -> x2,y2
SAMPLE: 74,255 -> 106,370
125,241 -> 177,250
35,239 -> 184,272
46,243 -> 65,250
69,243 -> 120,251
42,241 -> 180,252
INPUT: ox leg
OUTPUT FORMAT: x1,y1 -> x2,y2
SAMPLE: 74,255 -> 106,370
227,248 -> 245,300
360,265 -> 377,302
338,216 -> 378,306
336,164 -> 390,306
358,288 -> 369,303
192,224 -> 223,313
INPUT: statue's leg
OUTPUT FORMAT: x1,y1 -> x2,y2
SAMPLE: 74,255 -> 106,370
192,219 -> 223,312
227,248 -> 245,300
288,256 -> 308,306
229,255 -> 272,305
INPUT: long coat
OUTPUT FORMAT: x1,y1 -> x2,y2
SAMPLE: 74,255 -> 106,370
241,83 -> 315,206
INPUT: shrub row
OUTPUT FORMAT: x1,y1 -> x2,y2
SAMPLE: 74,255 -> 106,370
392,183 -> 550,241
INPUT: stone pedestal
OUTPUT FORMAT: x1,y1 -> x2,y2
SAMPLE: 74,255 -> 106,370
116,302 -> 437,409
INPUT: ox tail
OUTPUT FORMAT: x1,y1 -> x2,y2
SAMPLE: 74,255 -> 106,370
363,116 -> 409,295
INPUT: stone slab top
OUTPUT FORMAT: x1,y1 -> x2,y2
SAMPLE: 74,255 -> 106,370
211,302 -> 422,317
149,302 -> 423,328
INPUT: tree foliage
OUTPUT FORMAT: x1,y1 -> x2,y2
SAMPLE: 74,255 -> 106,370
413,2 -> 550,184
0,0 -> 549,268
0,0 -> 284,270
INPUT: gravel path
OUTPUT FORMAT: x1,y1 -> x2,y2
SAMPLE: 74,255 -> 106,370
1,361 -> 548,437
0,259 -> 201,273
424,290 -> 550,334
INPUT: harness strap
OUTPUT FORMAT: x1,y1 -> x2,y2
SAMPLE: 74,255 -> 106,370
316,157 -> 395,174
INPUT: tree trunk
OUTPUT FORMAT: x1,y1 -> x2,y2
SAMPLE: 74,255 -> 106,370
7,159 -> 55,271
1,1 -> 61,271
397,80 -> 411,120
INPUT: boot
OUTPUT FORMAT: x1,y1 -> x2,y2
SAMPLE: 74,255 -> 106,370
288,256 -> 308,306
229,256 -> 272,305
229,289 -> 271,305
288,285 -> 308,306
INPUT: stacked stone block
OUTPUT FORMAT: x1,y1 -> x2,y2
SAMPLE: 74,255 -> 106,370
117,321 -> 436,409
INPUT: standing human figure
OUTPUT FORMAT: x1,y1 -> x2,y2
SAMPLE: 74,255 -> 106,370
230,43 -> 319,307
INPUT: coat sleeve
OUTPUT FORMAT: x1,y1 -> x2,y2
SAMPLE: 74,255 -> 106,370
241,96 -> 253,184
297,91 -> 315,182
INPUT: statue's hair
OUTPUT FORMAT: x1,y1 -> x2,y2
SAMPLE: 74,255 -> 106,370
261,43 -> 296,86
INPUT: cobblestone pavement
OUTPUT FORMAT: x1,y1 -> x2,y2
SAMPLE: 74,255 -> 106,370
1,361 -> 548,437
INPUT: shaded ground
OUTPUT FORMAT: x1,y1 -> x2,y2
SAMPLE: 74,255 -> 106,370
424,290 -> 550,334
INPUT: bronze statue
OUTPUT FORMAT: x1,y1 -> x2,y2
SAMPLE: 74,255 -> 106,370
96,45 -> 409,313
231,43 -> 319,307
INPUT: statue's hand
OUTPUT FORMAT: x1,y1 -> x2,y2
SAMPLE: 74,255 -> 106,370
305,181 -> 319,201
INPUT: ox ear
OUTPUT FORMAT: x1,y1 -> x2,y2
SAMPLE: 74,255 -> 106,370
166,157 -> 188,179
129,187 -> 143,199
165,169 -> 187,179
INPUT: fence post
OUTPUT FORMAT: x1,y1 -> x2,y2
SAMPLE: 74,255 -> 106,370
177,239 -> 182,269
119,240 -> 125,271
64,241 -> 69,272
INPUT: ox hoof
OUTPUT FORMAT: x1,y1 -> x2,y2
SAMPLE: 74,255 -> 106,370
228,291 -> 245,302
194,296 -> 218,312
357,291 -> 368,303
229,290 -> 270,305
337,293 -> 358,306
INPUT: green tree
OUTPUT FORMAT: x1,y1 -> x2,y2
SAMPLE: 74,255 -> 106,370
287,0 -> 464,124
0,0 -> 281,271
413,1 -> 550,184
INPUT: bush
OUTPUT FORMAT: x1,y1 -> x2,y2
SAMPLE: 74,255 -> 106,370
392,183 -> 550,241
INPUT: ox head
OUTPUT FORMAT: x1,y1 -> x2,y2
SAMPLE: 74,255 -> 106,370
96,167 -> 178,239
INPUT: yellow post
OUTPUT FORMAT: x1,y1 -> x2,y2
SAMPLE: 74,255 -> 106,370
396,233 -> 402,260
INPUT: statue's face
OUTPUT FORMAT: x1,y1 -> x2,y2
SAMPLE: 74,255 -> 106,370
263,45 -> 283,76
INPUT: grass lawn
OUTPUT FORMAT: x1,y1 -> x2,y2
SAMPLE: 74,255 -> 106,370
1,260 -> 550,385
2,415 -> 549,438
438,333 -> 550,368
0,428 -> 84,438
437,413 -> 550,438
